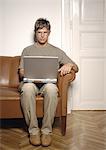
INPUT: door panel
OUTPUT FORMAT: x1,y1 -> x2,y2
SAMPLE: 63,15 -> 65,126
72,0 -> 106,109
63,0 -> 106,110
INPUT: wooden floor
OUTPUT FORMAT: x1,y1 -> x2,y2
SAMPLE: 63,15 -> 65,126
0,111 -> 106,150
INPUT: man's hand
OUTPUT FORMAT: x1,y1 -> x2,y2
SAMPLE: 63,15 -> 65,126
58,63 -> 74,76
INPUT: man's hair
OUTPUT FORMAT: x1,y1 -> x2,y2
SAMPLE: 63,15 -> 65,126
34,18 -> 51,32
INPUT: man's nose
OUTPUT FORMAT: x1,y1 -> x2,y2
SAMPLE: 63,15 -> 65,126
41,33 -> 44,37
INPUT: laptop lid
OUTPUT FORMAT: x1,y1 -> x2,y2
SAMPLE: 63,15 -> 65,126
23,56 -> 58,83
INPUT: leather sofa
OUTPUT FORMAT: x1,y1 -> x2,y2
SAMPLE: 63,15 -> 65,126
0,56 -> 77,135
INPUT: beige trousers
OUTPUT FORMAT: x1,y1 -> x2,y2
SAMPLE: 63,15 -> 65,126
20,82 -> 58,135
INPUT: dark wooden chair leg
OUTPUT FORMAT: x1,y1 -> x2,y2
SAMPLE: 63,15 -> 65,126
61,116 -> 66,136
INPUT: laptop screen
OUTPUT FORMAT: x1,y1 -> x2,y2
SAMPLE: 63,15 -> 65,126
23,56 -> 58,83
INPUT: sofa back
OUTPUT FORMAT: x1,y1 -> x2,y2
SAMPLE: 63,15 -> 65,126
0,56 -> 20,88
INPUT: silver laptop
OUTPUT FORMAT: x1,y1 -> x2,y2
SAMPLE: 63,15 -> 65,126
23,56 -> 58,83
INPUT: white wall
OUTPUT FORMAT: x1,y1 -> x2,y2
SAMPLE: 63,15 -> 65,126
0,0 -> 62,56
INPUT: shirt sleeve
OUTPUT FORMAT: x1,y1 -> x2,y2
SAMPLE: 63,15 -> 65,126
59,50 -> 76,65
18,48 -> 27,69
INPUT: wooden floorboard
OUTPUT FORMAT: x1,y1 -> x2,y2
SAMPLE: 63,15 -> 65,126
0,111 -> 106,150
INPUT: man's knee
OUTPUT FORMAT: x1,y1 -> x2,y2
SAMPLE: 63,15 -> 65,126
43,83 -> 58,109
22,83 -> 38,94
44,83 -> 58,95
21,83 -> 38,106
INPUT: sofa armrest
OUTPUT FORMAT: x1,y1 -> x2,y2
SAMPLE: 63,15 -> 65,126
57,70 -> 76,116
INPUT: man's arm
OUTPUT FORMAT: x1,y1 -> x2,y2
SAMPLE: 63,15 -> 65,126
19,68 -> 24,80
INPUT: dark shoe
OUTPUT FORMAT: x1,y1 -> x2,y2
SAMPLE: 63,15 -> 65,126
41,134 -> 52,147
29,134 -> 41,146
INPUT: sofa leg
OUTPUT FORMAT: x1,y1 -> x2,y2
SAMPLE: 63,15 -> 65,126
61,116 -> 66,136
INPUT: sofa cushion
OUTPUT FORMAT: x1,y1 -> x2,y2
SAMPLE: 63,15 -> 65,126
0,87 -> 20,100
0,56 -> 20,88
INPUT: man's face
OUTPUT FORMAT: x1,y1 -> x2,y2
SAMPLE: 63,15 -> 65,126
36,27 -> 50,45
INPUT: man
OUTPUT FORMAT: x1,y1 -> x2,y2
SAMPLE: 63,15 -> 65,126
19,18 -> 78,147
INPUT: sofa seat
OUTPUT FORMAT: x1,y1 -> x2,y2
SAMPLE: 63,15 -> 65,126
0,87 -> 20,100
0,86 -> 61,118
0,87 -> 22,118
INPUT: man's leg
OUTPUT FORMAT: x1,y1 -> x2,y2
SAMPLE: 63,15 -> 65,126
40,83 -> 58,146
20,82 -> 41,145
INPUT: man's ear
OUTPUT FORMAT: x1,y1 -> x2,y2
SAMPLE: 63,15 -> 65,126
48,30 -> 51,35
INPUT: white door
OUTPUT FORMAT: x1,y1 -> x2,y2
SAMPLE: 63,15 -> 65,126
62,0 -> 106,110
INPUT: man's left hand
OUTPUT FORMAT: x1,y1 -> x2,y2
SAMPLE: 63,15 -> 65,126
58,63 -> 73,76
